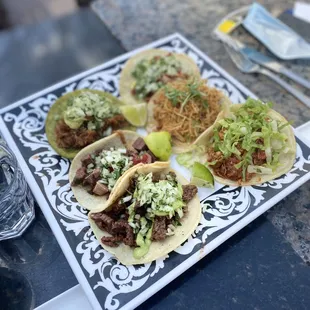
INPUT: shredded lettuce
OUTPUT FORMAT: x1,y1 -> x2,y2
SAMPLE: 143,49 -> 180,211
210,98 -> 292,180
176,145 -> 206,168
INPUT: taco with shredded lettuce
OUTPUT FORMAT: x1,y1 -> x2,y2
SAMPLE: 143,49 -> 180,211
46,89 -> 131,159
178,98 -> 296,186
69,130 -> 172,210
119,49 -> 201,105
88,162 -> 201,265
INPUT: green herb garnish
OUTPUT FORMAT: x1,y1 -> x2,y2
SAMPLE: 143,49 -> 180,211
164,79 -> 208,111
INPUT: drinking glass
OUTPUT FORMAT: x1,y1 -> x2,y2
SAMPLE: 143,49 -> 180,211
0,138 -> 35,240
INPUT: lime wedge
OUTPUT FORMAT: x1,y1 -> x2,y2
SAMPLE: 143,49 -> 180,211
120,103 -> 147,127
144,131 -> 172,161
190,162 -> 214,188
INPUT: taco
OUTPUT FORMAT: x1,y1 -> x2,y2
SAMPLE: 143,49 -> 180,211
192,98 -> 296,186
147,78 -> 231,148
88,162 -> 201,265
69,130 -> 170,211
46,89 -> 130,159
119,49 -> 200,105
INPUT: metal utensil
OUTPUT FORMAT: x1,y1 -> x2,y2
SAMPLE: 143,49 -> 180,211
216,32 -> 310,89
242,47 -> 310,90
224,44 -> 310,108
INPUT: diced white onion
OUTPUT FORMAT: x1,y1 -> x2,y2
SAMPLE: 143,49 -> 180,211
265,147 -> 272,163
270,120 -> 278,132
121,195 -> 132,203
240,127 -> 247,134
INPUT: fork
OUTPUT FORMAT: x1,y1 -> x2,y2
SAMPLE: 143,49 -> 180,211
224,44 -> 310,108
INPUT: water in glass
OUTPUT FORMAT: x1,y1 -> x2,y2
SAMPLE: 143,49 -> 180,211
0,140 -> 35,240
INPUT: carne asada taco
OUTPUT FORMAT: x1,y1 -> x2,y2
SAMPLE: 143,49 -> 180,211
119,49 -> 200,105
46,89 -> 130,159
147,78 -> 231,148
88,162 -> 201,265
192,98 -> 296,186
69,130 -> 171,210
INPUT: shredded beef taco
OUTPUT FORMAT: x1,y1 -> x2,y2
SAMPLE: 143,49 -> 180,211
147,78 -> 231,148
46,89 -> 130,159
193,99 -> 296,186
88,162 -> 201,265
119,49 -> 201,105
69,130 -> 166,210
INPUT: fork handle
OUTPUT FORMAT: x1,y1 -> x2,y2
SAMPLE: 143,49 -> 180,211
259,67 -> 310,108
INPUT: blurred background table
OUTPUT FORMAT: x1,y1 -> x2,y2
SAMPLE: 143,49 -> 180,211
0,1 -> 309,309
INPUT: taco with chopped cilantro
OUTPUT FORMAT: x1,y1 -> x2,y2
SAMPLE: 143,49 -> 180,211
146,78 -> 231,148
88,162 -> 201,265
183,99 -> 296,186
69,130 -> 172,211
45,89 -> 131,159
119,49 -> 201,105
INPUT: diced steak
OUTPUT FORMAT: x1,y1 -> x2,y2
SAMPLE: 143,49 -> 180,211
152,173 -> 161,183
72,167 -> 87,186
111,219 -> 127,235
83,168 -> 101,187
90,212 -> 115,234
81,154 -> 93,167
101,235 -> 124,247
95,221 -> 106,232
147,150 -> 157,162
112,202 -> 126,215
132,137 -> 148,151
126,148 -> 138,157
151,216 -> 167,241
89,212 -> 102,221
141,153 -> 153,164
182,185 -> 198,202
111,220 -> 135,247
100,214 -> 115,234
132,152 -> 157,165
123,224 -> 135,247
92,182 -> 109,196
